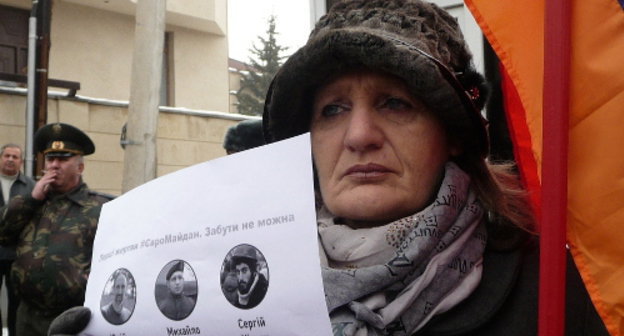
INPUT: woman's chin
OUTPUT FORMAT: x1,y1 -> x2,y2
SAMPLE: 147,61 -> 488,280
324,187 -> 426,228
330,202 -> 415,229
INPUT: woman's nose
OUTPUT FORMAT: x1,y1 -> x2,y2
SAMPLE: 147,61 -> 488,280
343,106 -> 384,152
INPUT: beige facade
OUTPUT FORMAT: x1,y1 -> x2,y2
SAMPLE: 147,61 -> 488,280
0,0 -> 230,110
0,88 -> 252,196
0,0 -> 260,196
228,58 -> 253,114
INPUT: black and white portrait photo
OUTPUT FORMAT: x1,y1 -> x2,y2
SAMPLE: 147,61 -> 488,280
155,260 -> 198,321
221,244 -> 269,309
100,268 -> 136,325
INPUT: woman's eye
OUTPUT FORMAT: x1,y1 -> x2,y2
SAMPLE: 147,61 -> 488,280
320,104 -> 345,117
381,97 -> 412,111
379,96 -> 421,123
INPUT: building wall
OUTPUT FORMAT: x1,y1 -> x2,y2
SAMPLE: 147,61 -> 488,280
0,0 -> 250,196
49,1 -> 135,102
0,89 -> 252,196
0,0 -> 229,111
169,24 -> 229,111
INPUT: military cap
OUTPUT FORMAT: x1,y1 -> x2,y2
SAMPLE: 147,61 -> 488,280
166,260 -> 185,280
34,122 -> 95,157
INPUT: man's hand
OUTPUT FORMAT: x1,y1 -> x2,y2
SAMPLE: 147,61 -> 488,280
32,170 -> 57,200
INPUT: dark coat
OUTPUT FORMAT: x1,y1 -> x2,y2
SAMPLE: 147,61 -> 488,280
415,231 -> 609,336
158,292 -> 196,321
101,302 -> 131,325
234,273 -> 269,309
0,172 -> 35,260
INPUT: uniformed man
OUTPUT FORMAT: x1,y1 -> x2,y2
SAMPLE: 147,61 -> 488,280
0,123 -> 112,336
157,260 -> 196,321
0,143 -> 35,336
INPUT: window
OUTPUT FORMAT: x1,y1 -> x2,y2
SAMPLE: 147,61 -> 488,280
160,31 -> 174,106
0,5 -> 29,75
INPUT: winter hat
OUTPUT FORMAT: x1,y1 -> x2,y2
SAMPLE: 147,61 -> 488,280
263,0 -> 489,157
223,119 -> 265,154
230,244 -> 258,267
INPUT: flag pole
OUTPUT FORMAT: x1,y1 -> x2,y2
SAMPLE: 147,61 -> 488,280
539,0 -> 571,335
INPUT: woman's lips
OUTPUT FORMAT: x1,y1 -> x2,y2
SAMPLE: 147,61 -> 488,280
344,163 -> 393,179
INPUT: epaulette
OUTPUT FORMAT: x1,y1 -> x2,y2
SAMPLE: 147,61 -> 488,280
88,190 -> 116,201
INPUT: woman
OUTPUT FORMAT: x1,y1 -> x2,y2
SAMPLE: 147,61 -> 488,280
261,1 -> 606,335
49,0 -> 607,335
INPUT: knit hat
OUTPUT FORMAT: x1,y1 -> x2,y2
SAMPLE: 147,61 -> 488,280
223,119 -> 265,154
263,0 -> 489,157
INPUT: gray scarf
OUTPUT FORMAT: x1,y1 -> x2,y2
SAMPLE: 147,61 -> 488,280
319,162 -> 487,335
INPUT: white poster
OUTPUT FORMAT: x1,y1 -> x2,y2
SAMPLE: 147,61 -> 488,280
81,134 -> 332,336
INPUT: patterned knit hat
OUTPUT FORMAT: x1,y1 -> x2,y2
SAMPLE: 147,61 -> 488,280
263,0 -> 489,157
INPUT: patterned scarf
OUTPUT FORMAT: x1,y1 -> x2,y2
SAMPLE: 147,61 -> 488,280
318,162 -> 487,335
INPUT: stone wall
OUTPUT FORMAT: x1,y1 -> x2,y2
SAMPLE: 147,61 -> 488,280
0,89 -> 255,196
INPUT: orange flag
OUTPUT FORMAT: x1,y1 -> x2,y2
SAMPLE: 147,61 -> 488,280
465,1 -> 624,335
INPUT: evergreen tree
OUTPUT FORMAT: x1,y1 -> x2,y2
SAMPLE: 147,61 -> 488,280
235,15 -> 288,116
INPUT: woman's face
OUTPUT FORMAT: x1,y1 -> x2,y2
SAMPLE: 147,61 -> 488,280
311,70 -> 456,228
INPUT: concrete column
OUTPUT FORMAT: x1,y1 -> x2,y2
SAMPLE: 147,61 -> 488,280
122,0 -> 166,193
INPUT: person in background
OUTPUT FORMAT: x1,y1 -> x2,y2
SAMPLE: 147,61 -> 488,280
0,123 -> 112,336
48,0 -> 609,335
0,143 -> 35,336
223,119 -> 265,155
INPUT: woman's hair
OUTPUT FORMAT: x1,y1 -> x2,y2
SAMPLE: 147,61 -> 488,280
456,154 -> 537,233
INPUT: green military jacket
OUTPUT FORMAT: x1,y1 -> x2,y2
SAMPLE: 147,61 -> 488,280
0,182 -> 111,316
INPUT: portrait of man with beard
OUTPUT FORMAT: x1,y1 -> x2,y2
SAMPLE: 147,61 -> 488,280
222,244 -> 269,310
100,269 -> 135,325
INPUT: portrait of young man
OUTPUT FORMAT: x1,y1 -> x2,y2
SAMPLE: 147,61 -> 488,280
223,244 -> 269,310
155,260 -> 197,321
100,268 -> 135,325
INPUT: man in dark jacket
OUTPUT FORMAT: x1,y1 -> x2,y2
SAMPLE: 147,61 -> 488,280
0,123 -> 112,336
158,260 -> 196,320
0,143 -> 35,336
231,245 -> 268,309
